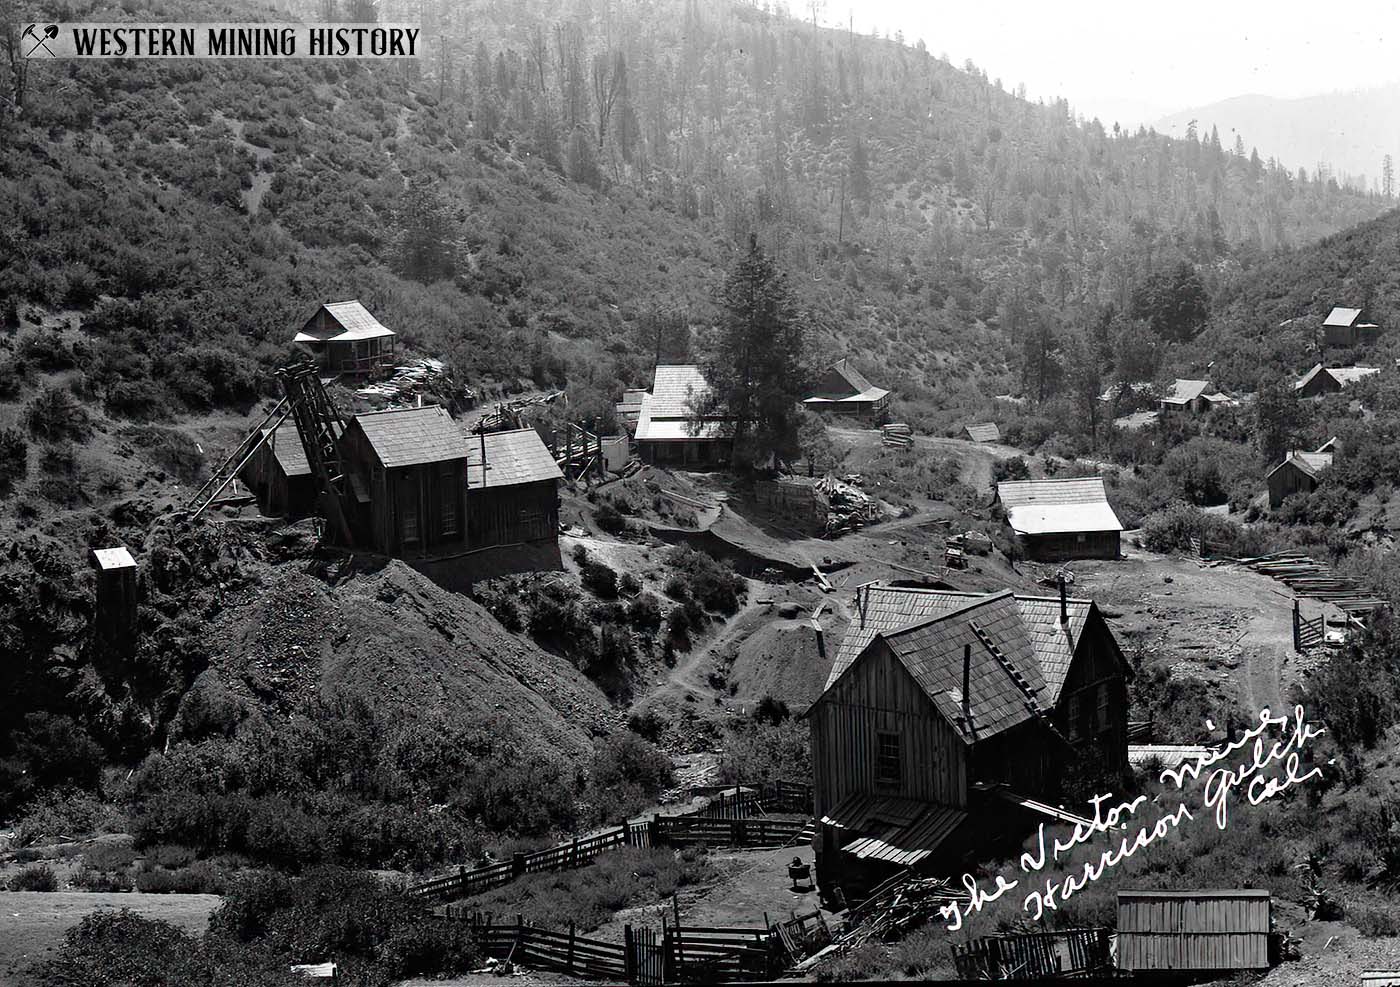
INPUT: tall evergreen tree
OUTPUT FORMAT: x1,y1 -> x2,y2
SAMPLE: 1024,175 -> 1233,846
703,235 -> 810,468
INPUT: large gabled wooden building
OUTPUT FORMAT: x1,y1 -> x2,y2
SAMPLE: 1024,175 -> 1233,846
634,365 -> 736,466
807,584 -> 1131,901
464,427 -> 564,550
1323,306 -> 1382,349
994,477 -> 1123,561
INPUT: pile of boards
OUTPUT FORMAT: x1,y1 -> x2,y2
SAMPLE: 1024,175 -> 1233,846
815,474 -> 880,536
354,358 -> 460,408
474,391 -> 564,433
838,874 -> 969,947
881,422 -> 913,448
1232,550 -> 1387,615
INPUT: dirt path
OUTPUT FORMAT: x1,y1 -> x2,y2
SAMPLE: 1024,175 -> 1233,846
830,427 -> 1023,492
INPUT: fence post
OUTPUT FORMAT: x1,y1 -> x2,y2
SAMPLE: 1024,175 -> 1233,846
512,851 -> 527,878
1292,599 -> 1301,652
624,924 -> 635,982
651,813 -> 661,847
567,920 -> 576,973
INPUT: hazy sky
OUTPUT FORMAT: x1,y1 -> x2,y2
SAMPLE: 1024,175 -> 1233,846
832,0 -> 1400,127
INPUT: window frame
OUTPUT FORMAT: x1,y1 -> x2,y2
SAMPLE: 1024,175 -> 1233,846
874,730 -> 902,787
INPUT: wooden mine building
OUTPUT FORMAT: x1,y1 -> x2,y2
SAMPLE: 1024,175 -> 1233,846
1323,306 -> 1382,348
634,365 -> 735,466
806,584 -> 1130,901
239,418 -> 323,519
294,300 -> 398,377
801,360 -> 891,422
464,427 -> 564,551
994,477 -> 1123,561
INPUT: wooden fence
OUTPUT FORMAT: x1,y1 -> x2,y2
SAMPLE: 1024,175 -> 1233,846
950,927 -> 1112,980
409,781 -> 813,901
439,908 -> 803,984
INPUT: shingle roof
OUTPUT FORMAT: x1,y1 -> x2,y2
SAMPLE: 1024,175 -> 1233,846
828,584 -> 1092,702
871,591 -> 1047,743
820,792 -> 967,866
1325,306 -> 1363,328
1162,379 -> 1212,405
803,360 -> 891,404
352,405 -> 466,468
996,477 -> 1123,536
464,428 -> 563,487
635,365 -> 735,442
1269,448 -> 1334,481
964,423 -> 1001,442
294,300 -> 396,343
261,419 -> 314,477
1296,364 -> 1380,391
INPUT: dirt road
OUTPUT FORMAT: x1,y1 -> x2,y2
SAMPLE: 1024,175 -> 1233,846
830,426 -> 1024,492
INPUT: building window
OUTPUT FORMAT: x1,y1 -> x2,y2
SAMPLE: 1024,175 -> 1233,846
440,466 -> 459,536
875,731 -> 901,786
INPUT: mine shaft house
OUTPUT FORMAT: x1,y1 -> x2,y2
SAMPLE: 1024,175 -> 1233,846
801,359 -> 891,422
1323,306 -> 1382,349
995,476 -> 1123,561
634,365 -> 735,466
294,299 -> 398,377
806,584 -> 1130,902
1293,363 -> 1380,399
1266,438 -> 1337,509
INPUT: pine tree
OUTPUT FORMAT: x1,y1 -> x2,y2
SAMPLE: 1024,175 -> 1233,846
393,174 -> 458,283
1384,155 -> 1395,199
849,137 -> 871,206
705,235 -> 810,468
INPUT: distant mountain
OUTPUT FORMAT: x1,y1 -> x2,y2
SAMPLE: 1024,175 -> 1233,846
1155,84 -> 1400,189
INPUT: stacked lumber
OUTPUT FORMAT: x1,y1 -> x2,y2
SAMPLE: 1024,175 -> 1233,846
1236,551 -> 1387,613
881,422 -> 913,448
354,358 -> 461,408
815,474 -> 880,536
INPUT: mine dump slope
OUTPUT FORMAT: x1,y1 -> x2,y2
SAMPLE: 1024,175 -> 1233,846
203,555 -> 617,759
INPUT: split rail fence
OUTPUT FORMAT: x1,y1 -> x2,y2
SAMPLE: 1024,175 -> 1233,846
408,780 -> 813,902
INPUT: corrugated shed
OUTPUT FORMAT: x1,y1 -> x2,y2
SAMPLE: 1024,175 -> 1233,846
294,299 -> 396,342
1329,366 -> 1381,386
879,591 -> 1046,742
464,428 -> 563,487
1117,889 -> 1271,971
996,477 -> 1123,536
826,585 -> 1091,703
352,405 -> 466,468
1325,306 -> 1362,328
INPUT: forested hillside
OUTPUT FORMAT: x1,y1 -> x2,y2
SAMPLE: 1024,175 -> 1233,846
1,0 -> 1390,424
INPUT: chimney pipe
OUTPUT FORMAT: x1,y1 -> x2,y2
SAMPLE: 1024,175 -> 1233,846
962,643 -> 972,729
1058,574 -> 1069,625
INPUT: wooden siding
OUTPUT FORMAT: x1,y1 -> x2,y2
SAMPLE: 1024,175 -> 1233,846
810,638 -> 968,821
338,422 -> 467,556
467,480 -> 558,549
1020,530 -> 1120,561
1053,610 -> 1129,770
1117,892 -> 1271,971
638,438 -> 732,466
1268,462 -> 1319,509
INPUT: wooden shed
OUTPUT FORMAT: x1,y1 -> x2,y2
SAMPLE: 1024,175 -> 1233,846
294,300 -> 397,377
338,405 -> 468,557
963,423 -> 1000,443
802,360 -> 891,422
238,419 -> 323,519
1266,440 -> 1335,509
463,427 -> 563,551
1116,889 -> 1273,972
994,477 -> 1123,561
90,546 -> 138,644
808,586 -> 1129,901
1293,363 -> 1380,399
1323,306 -> 1382,348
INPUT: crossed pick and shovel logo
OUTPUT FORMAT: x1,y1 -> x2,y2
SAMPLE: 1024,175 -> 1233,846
22,24 -> 59,58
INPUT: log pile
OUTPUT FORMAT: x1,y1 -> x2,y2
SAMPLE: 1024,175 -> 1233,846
1233,551 -> 1387,614
881,423 -> 913,448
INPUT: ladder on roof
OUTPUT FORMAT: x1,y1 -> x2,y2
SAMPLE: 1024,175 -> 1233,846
277,362 -> 356,548
186,398 -> 291,520
969,619 -> 1043,715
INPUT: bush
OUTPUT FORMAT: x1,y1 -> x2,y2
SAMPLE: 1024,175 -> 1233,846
992,454 -> 1030,483
618,571 -> 641,596
581,559 -> 618,598
136,860 -> 226,894
1354,905 -> 1400,938
9,863 -> 59,891
23,384 -> 90,443
663,546 -> 744,615
15,790 -> 109,847
629,592 -> 663,632
1139,501 -> 1236,555
0,426 -> 28,492
16,329 -> 76,371
594,501 -> 626,535
73,866 -> 136,892
627,709 -> 665,742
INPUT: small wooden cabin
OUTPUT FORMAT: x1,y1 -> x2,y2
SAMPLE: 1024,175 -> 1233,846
994,477 -> 1123,561
1160,379 -> 1233,416
1293,363 -> 1380,399
294,300 -> 397,377
808,586 -> 1131,900
239,419 -> 322,519
634,365 -> 735,466
90,547 -> 138,644
338,405 -> 468,557
802,360 -> 891,422
1323,306 -> 1382,348
963,423 -> 1001,443
1266,439 -> 1336,509
464,428 -> 563,550
1117,889 -> 1273,972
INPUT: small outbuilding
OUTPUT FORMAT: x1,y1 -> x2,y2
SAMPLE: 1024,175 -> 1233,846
994,477 -> 1123,560
802,360 -> 891,422
90,546 -> 139,644
1323,306 -> 1382,348
1160,379 -> 1233,416
634,365 -> 735,466
239,418 -> 324,519
962,423 -> 1000,443
1117,889 -> 1273,972
1265,439 -> 1336,509
294,300 -> 398,377
1293,363 -> 1381,399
